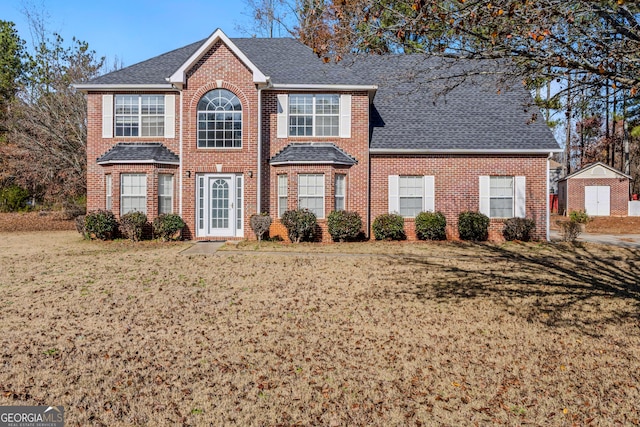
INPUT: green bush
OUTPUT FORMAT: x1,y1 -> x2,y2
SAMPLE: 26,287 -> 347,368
569,210 -> 590,224
119,211 -> 148,241
281,209 -> 317,243
415,211 -> 447,240
327,210 -> 363,242
152,213 -> 185,241
372,213 -> 405,241
502,217 -> 536,241
250,213 -> 272,241
84,210 -> 118,240
0,185 -> 29,212
458,211 -> 490,241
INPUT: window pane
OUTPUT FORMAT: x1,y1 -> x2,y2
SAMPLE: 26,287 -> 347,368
335,175 -> 345,211
298,174 -> 324,218
278,175 -> 288,218
121,173 -> 147,215
105,175 -> 112,211
158,174 -> 173,214
197,90 -> 242,148
489,176 -> 514,218
399,197 -> 423,217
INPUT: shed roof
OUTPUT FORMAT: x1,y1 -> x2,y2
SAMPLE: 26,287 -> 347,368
97,143 -> 179,165
270,143 -> 357,166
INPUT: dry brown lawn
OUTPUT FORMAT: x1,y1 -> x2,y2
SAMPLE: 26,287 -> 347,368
1,231 -> 639,426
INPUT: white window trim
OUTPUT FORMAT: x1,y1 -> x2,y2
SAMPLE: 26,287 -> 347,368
158,174 -> 174,215
335,174 -> 346,211
479,175 -> 526,218
278,174 -> 288,218
105,174 -> 112,211
114,95 -> 165,138
388,175 -> 435,217
120,173 -> 147,215
298,174 -> 325,218
277,94 -> 351,138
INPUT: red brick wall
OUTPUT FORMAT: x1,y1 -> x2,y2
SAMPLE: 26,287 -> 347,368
370,154 -> 549,241
180,40 -> 259,240
86,92 -> 180,216
566,177 -> 629,216
261,91 -> 370,242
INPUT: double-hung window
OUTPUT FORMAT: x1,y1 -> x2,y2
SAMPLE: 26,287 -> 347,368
489,176 -> 514,218
298,174 -> 324,218
115,95 -> 164,137
158,174 -> 174,214
479,175 -> 526,218
289,94 -> 339,136
388,175 -> 435,217
105,175 -> 112,211
278,175 -> 288,218
334,174 -> 346,211
121,174 -> 147,215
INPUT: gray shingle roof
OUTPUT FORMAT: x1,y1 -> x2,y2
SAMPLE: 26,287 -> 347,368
346,55 -> 560,152
97,143 -> 179,165
270,143 -> 357,165
88,36 -> 368,86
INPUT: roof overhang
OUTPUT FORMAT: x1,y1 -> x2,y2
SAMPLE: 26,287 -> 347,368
73,84 -> 177,92
267,84 -> 378,91
270,160 -> 356,166
369,148 -> 562,155
168,28 -> 267,87
97,159 -> 180,166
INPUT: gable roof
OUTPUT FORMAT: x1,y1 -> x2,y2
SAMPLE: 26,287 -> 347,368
77,30 -> 375,90
346,55 -> 560,153
270,143 -> 357,166
97,143 -> 179,165
560,161 -> 632,181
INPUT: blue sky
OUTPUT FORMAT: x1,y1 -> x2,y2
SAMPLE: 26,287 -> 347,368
1,0 -> 258,67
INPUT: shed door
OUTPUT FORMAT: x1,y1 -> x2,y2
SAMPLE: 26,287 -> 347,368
585,186 -> 610,216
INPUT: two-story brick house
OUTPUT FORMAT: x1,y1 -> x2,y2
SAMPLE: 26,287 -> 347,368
75,29 -> 560,241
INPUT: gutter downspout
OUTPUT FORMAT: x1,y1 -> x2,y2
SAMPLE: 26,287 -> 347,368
257,86 -> 262,215
547,152 -> 552,241
179,90 -> 184,216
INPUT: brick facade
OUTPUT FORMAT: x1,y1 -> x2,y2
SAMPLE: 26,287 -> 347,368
84,35 -> 554,243
561,177 -> 629,216
370,155 -> 549,241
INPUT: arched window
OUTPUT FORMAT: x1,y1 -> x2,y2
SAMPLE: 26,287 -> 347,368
197,89 -> 242,148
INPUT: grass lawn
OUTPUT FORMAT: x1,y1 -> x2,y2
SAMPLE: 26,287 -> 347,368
1,231 -> 639,426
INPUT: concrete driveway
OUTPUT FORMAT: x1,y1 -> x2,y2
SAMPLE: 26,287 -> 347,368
550,230 -> 640,248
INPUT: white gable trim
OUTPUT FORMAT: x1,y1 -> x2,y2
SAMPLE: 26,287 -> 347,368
169,29 -> 267,86
561,161 -> 632,180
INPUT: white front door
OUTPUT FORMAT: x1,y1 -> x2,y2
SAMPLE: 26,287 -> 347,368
197,174 -> 243,238
585,185 -> 610,216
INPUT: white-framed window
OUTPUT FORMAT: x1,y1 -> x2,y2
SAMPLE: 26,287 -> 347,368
158,174 -> 173,215
278,174 -> 288,218
479,175 -> 526,218
289,94 -> 339,136
490,176 -> 514,218
334,174 -> 346,211
298,174 -> 325,218
120,173 -> 147,215
388,175 -> 435,217
105,174 -> 112,211
197,89 -> 242,148
115,95 -> 164,137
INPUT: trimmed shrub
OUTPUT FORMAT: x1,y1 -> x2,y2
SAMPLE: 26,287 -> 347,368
569,210 -> 590,224
152,213 -> 185,241
559,220 -> 582,242
250,213 -> 272,241
502,217 -> 536,241
84,210 -> 118,240
327,210 -> 363,242
372,213 -> 405,241
415,211 -> 447,240
0,185 -> 29,212
458,211 -> 490,241
119,211 -> 148,241
281,209 -> 317,243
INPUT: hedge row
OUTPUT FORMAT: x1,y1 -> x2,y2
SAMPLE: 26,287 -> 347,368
77,210 -> 185,241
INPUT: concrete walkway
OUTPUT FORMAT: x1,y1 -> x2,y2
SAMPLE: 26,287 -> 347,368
550,230 -> 640,248
180,241 -> 226,255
